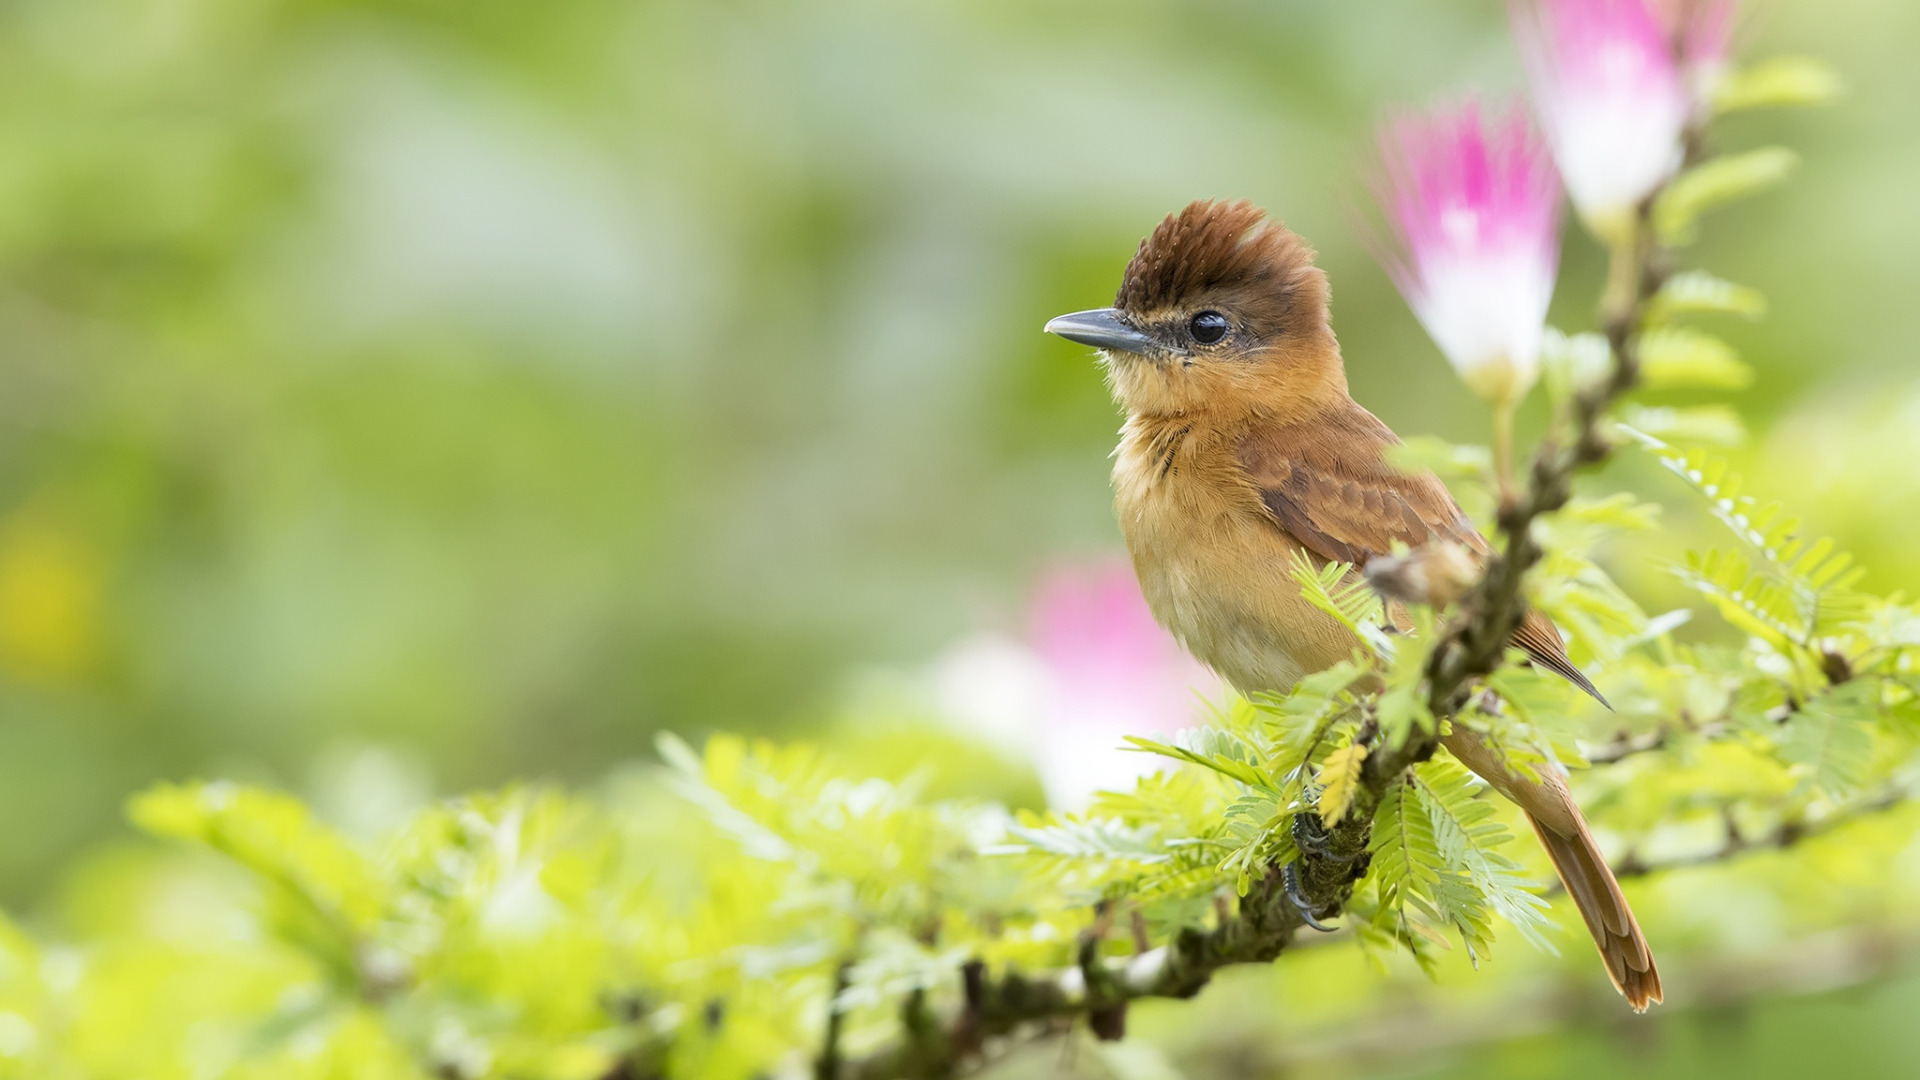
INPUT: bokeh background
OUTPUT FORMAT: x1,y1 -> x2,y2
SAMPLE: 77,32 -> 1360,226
4,0 -> 1920,1075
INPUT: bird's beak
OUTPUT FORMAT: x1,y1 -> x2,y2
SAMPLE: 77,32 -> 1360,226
1043,307 -> 1160,356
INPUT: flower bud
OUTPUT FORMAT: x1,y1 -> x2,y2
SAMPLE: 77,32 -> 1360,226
1364,541 -> 1482,610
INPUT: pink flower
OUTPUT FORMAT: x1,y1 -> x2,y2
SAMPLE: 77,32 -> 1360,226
1512,0 -> 1689,239
1652,0 -> 1739,110
1373,101 -> 1563,405
932,559 -> 1218,807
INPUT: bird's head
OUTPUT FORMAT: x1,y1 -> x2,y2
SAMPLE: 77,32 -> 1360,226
1046,199 -> 1347,419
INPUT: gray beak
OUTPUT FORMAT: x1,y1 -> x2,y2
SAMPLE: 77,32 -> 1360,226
1043,307 -> 1161,356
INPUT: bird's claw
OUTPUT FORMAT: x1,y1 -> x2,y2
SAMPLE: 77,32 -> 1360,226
1290,811 -> 1337,859
1282,863 -> 1338,932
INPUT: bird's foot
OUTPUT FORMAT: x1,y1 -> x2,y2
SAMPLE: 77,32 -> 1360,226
1282,863 -> 1338,932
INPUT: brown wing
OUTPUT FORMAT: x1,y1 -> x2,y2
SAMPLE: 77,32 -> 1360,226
1236,405 -> 1483,562
1237,404 -> 1605,705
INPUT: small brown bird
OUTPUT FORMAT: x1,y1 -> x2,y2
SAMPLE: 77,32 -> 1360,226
1046,199 -> 1659,1010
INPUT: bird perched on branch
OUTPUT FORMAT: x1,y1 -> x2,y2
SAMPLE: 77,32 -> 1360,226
1044,199 -> 1660,1010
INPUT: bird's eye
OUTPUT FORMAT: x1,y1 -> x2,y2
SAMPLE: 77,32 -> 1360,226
1189,311 -> 1229,345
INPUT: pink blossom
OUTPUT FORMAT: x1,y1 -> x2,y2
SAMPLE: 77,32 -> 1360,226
1652,0 -> 1739,109
1513,0 -> 1689,239
932,558 -> 1218,807
1374,101 -> 1563,405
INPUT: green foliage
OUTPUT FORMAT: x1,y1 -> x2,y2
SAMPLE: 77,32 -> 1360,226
1654,147 -> 1800,246
1617,404 -> 1747,446
1362,759 -> 1550,969
1713,56 -> 1845,114
7,523 -> 1920,1080
1647,270 -> 1768,322
1637,328 -> 1755,391
1289,551 -> 1388,649
128,783 -> 385,981
1629,430 -> 1868,655
1531,494 -> 1664,666
1778,681 -> 1877,797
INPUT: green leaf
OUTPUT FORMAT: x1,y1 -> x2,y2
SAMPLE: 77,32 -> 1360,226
1124,729 -> 1272,790
1478,664 -> 1585,770
1646,270 -> 1767,323
1778,683 -> 1877,797
1260,660 -> 1368,790
1542,328 -> 1612,386
1375,681 -> 1435,750
1561,492 -> 1661,533
1002,816 -> 1170,864
1414,760 -> 1555,953
1654,147 -> 1798,246
1677,547 -> 1802,648
128,782 -> 384,977
1617,404 -> 1746,446
1373,607 -> 1439,749
1368,779 -> 1441,925
1713,56 -> 1843,114
1626,428 -> 1868,651
1289,550 -> 1385,640
1637,328 -> 1754,391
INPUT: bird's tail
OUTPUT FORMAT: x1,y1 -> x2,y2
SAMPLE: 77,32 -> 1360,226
1525,808 -> 1662,1011
1440,728 -> 1661,1010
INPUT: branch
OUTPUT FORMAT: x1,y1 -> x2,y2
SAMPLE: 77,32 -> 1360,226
815,961 -> 853,1080
1421,196 -> 1662,724
1584,719 -> 1730,766
846,866 -> 1310,1080
1108,923 -> 1920,1079
844,783 -> 1915,1079
1611,786 -> 1914,881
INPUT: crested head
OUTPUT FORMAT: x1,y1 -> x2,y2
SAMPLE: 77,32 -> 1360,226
1052,199 -> 1346,420
1117,199 -> 1325,320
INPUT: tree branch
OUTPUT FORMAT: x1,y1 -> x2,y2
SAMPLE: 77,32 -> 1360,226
1584,718 -> 1730,766
842,778 -> 1916,1079
1611,786 -> 1914,881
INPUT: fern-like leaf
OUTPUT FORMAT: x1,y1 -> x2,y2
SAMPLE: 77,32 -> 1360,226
1124,727 -> 1273,790
1315,740 -> 1368,827
1289,550 -> 1385,639
1627,428 -> 1868,649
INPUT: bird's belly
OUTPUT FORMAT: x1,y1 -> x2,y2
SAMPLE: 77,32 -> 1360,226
1120,485 -> 1356,698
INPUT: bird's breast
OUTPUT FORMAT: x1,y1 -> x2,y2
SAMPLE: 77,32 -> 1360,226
1112,423 -> 1356,698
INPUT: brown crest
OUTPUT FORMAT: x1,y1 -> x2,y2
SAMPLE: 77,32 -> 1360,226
1115,200 -> 1322,316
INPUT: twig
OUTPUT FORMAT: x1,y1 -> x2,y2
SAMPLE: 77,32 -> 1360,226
1611,787 -> 1913,881
844,780 -> 1916,1079
1584,719 -> 1729,766
815,961 -> 854,1080
1117,923 -> 1918,1079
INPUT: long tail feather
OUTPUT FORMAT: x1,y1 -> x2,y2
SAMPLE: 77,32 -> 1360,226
1527,811 -> 1662,1011
1441,727 -> 1660,1010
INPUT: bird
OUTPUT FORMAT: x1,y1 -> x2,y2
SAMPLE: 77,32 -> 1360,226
1043,198 -> 1660,1010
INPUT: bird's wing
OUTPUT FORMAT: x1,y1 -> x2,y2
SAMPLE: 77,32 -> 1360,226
1235,405 -> 1603,703
1234,406 -> 1483,562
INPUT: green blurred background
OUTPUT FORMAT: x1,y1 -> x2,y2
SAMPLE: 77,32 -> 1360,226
3,0 -> 1919,1072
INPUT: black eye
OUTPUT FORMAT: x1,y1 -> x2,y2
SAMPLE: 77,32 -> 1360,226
1189,311 -> 1229,345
